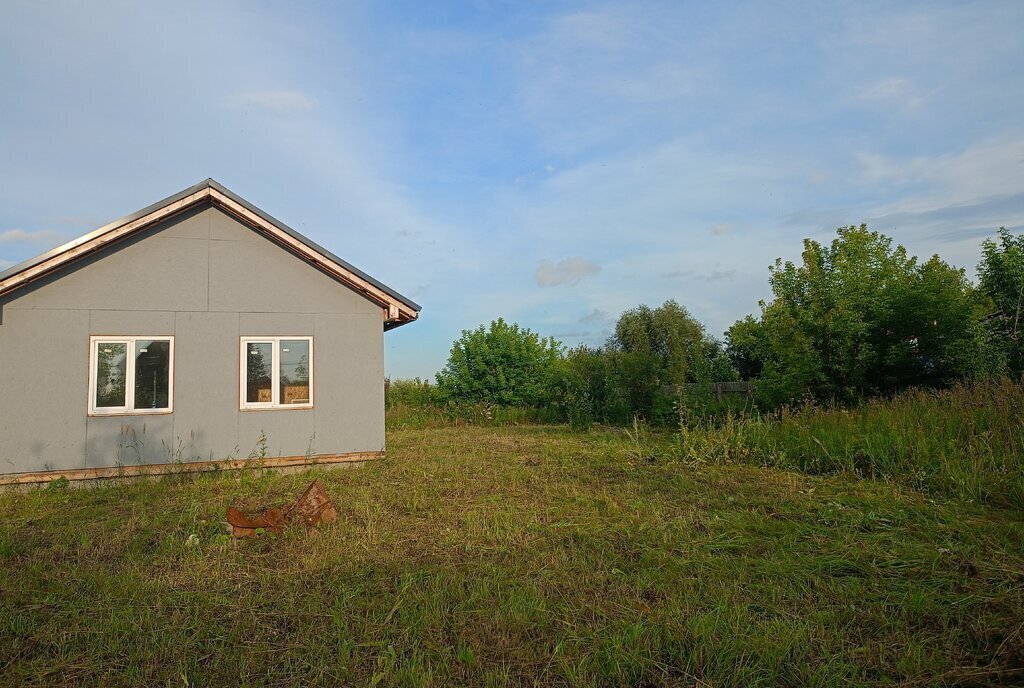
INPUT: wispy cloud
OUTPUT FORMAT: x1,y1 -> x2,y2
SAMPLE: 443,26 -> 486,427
2,1 -> 1022,378
854,76 -> 925,111
513,6 -> 706,153
223,90 -> 317,112
536,257 -> 601,287
0,228 -> 62,244
706,269 -> 736,282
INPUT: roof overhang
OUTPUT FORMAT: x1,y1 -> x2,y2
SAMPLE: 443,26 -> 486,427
0,179 -> 421,330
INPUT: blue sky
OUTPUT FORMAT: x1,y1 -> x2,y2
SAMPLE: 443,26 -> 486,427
2,1 -> 1023,378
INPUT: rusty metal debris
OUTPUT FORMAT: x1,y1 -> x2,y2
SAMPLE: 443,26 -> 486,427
227,480 -> 338,538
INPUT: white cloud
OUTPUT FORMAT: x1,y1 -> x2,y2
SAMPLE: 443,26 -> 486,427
0,228 -> 62,244
854,76 -> 925,111
855,137 -> 1024,204
536,257 -> 601,287
223,90 -> 317,112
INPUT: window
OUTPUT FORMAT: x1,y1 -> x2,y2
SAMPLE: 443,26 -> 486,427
89,336 -> 174,415
240,337 -> 313,409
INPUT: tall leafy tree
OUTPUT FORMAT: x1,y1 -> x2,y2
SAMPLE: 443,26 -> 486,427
729,225 -> 995,407
611,300 -> 735,386
978,227 -> 1024,374
606,300 -> 737,418
436,318 -> 562,406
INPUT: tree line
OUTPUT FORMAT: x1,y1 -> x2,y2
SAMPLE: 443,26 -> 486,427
387,225 -> 1024,426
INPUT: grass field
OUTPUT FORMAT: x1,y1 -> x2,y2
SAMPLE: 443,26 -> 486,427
1,424 -> 1022,686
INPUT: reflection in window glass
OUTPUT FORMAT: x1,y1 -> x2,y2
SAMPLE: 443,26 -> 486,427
280,339 -> 311,404
246,341 -> 273,403
95,342 -> 127,408
134,340 -> 171,409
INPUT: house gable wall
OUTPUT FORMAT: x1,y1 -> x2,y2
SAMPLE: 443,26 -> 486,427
0,203 -> 384,475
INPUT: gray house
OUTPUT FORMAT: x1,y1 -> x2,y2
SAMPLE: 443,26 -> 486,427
0,179 -> 420,484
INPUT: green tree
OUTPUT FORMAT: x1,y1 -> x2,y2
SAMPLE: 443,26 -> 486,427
725,315 -> 766,381
732,225 -> 995,407
605,300 -> 738,420
558,345 -> 613,426
611,300 -> 734,386
978,227 -> 1024,374
435,318 -> 562,406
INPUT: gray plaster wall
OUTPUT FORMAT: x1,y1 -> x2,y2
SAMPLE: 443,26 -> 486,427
0,203 -> 386,475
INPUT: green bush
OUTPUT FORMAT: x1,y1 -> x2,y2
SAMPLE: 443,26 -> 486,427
435,318 -> 562,407
385,377 -> 441,409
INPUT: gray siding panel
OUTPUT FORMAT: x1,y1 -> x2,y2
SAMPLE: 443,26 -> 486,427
239,312 -> 316,336
85,415 -> 174,468
238,409 -> 316,460
313,313 -> 385,454
209,208 -> 258,242
90,310 -> 176,336
172,311 -> 241,463
0,308 -> 90,473
30,236 -> 210,312
0,203 -> 387,475
208,215 -> 380,315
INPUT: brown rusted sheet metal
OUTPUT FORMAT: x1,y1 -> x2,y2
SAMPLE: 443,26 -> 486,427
226,480 -> 337,538
285,480 -> 339,528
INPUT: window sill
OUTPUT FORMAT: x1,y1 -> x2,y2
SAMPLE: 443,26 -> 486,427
88,410 -> 173,417
239,405 -> 314,412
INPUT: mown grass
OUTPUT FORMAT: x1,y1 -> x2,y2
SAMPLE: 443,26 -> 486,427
677,378 -> 1024,509
1,425 -> 1022,686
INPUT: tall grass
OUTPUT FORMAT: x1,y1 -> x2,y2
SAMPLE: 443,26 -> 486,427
678,378 -> 1024,508
386,402 -> 562,429
386,377 -> 563,429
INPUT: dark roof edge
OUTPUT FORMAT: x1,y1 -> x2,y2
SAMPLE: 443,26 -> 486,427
0,178 -> 422,313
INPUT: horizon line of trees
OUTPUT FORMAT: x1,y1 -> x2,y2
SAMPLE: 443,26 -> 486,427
387,224 -> 1024,425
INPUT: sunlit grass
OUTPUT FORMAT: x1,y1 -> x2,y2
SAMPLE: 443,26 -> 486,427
1,424 -> 1021,686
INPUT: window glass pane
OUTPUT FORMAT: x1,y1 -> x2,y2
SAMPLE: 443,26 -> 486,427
134,340 -> 170,409
280,339 -> 310,404
95,342 -> 127,408
246,342 -> 273,403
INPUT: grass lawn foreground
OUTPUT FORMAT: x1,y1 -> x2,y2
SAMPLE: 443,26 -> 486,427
1,425 -> 1022,686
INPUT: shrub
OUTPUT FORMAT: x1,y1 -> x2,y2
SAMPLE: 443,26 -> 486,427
435,319 -> 562,407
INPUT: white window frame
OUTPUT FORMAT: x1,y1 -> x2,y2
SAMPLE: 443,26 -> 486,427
88,336 -> 175,416
239,336 -> 314,410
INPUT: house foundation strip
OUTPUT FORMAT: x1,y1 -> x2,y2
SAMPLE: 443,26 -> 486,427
0,451 -> 384,487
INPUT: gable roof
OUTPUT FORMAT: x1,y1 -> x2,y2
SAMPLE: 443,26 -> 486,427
0,179 -> 420,329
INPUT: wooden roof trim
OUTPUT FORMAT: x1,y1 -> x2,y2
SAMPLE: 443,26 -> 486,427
0,188 -> 210,298
208,189 -> 418,322
0,185 -> 419,325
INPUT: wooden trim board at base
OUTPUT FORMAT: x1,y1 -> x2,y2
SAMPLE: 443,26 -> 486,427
0,451 -> 384,486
